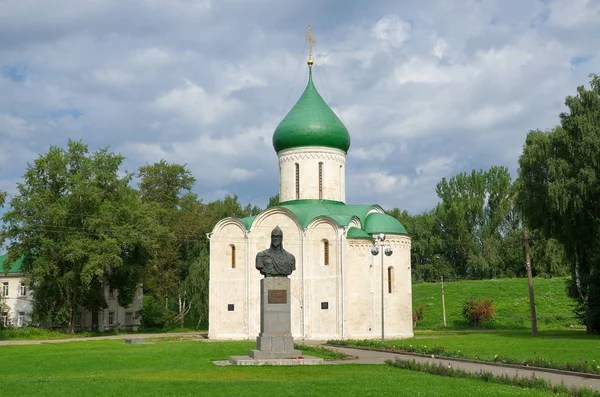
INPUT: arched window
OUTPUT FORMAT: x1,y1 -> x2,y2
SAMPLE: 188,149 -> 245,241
323,239 -> 329,266
230,244 -> 236,269
318,162 -> 323,200
295,163 -> 300,200
388,266 -> 394,293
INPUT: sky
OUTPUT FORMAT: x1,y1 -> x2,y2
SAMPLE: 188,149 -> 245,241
0,0 -> 599,217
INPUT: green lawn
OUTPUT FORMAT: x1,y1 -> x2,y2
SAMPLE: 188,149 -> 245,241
412,277 -> 578,330
407,330 -> 600,363
328,330 -> 600,374
0,339 -> 566,397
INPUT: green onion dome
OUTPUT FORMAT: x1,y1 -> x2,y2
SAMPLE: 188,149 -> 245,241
273,69 -> 351,153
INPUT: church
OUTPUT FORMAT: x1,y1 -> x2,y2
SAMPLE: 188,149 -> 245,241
208,32 -> 412,341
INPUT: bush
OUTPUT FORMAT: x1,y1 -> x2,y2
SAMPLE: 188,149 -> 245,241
137,297 -> 175,329
462,297 -> 495,327
412,304 -> 425,327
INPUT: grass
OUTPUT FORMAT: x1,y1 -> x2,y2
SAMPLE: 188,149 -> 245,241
330,330 -> 600,374
387,359 -> 599,397
0,339 -> 569,396
412,277 -> 579,330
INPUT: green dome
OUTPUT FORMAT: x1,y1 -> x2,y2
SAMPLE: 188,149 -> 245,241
273,69 -> 351,153
364,213 -> 408,235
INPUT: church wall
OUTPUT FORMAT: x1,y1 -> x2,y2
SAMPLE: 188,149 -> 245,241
344,240 -> 376,338
344,235 -> 413,339
248,212 -> 303,338
305,219 -> 340,339
278,147 -> 346,202
381,236 -> 413,338
208,222 -> 248,339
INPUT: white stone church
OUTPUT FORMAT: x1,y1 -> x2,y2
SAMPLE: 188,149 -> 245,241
209,59 -> 413,341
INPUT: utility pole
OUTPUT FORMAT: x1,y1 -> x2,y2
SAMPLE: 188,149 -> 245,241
524,227 -> 538,336
441,276 -> 447,327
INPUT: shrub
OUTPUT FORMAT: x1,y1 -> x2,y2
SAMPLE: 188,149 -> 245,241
412,304 -> 425,327
137,297 -> 175,329
462,297 -> 495,326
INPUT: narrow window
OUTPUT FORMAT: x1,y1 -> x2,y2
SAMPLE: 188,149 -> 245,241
75,313 -> 81,327
108,287 -> 115,299
18,312 -> 25,327
1,312 -> 7,327
339,165 -> 343,201
108,311 -> 115,326
323,239 -> 329,266
125,312 -> 133,326
19,282 -> 27,297
1,282 -> 8,297
388,267 -> 394,293
319,162 -> 323,199
230,244 -> 236,268
295,163 -> 300,200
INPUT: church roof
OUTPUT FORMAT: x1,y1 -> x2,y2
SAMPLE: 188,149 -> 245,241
272,68 -> 351,153
236,200 -> 408,238
364,213 -> 408,235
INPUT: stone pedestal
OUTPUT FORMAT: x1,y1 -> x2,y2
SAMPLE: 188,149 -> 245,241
249,277 -> 301,359
229,276 -> 323,366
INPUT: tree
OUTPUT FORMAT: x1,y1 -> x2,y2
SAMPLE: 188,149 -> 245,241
434,166 -> 516,278
137,161 -> 197,327
267,194 -> 280,208
387,208 -> 450,282
516,74 -> 600,333
0,140 -> 153,332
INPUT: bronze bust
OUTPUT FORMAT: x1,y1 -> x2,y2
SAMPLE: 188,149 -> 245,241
256,226 -> 296,277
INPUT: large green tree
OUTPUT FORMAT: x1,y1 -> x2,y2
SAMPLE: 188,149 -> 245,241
387,208 -> 450,282
0,140 -> 153,332
516,74 -> 600,333
137,160 -> 197,327
434,166 -> 518,278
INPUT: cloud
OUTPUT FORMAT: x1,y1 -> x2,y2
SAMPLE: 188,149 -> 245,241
154,80 -> 243,125
0,0 -> 599,215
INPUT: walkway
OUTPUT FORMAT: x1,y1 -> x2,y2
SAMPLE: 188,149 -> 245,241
308,343 -> 600,392
0,331 -> 207,346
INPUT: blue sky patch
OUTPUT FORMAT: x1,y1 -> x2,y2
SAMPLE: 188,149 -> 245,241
1,64 -> 27,82
50,108 -> 84,119
571,55 -> 592,66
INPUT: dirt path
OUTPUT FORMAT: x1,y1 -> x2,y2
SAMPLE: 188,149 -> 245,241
0,331 -> 207,346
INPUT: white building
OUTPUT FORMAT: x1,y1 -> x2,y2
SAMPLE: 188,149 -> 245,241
0,253 -> 142,330
209,61 -> 413,340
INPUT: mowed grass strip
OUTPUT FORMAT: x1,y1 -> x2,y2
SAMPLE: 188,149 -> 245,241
412,277 -> 578,330
392,330 -> 600,365
0,340 -> 563,397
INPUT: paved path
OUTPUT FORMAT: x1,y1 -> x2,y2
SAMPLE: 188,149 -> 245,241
305,343 -> 600,392
3,333 -> 600,392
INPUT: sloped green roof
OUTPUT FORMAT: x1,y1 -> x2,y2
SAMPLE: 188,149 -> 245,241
273,68 -> 351,153
238,215 -> 256,231
364,213 -> 408,235
346,227 -> 372,239
278,199 -> 373,228
235,200 -> 375,231
232,201 -> 409,238
0,253 -> 24,274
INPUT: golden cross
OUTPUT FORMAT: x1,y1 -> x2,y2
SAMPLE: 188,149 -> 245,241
305,26 -> 316,67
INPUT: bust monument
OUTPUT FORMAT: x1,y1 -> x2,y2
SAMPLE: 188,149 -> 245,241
256,226 -> 296,277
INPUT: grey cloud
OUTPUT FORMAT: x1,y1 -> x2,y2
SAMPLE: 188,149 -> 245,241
0,0 -> 599,215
